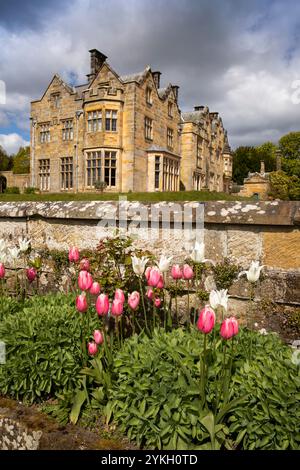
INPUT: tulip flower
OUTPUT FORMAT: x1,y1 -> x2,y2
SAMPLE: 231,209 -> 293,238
197,305 -> 216,334
68,246 -> 80,263
88,342 -> 98,356
156,274 -> 164,289
190,241 -> 215,265
0,252 -> 7,265
239,261 -> 264,283
0,263 -> 5,279
96,294 -> 109,316
148,267 -> 162,287
220,317 -> 239,340
76,292 -> 88,313
93,330 -> 104,345
146,288 -> 154,300
131,255 -> 149,276
0,239 -> 8,253
80,258 -> 90,272
26,267 -> 37,283
128,291 -> 140,310
154,297 -> 162,308
156,255 -> 173,273
78,270 -> 93,291
183,264 -> 194,280
209,289 -> 229,312
111,298 -> 124,316
18,238 -> 31,253
145,266 -> 152,281
89,281 -> 101,295
8,247 -> 20,262
115,288 -> 125,303
171,264 -> 182,280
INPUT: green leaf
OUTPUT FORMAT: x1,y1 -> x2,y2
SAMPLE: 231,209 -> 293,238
69,390 -> 86,425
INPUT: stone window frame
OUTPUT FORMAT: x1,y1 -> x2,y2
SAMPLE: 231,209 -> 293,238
196,136 -> 203,169
62,119 -> 74,141
60,156 -> 73,190
167,127 -> 174,149
38,158 -> 50,191
39,123 -> 51,144
50,92 -> 61,109
87,110 -> 102,132
154,155 -> 160,190
85,149 -> 117,189
144,116 -> 153,141
146,87 -> 153,106
168,101 -> 173,118
162,155 -> 179,191
105,109 -> 117,132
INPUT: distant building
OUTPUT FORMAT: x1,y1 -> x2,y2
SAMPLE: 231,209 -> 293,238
28,49 -> 232,194
239,161 -> 271,199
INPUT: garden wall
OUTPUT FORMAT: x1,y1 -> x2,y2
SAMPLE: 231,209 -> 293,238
0,200 -> 299,312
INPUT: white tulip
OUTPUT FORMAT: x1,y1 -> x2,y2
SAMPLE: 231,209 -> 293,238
156,255 -> 173,273
239,261 -> 264,283
258,328 -> 268,336
0,239 -> 8,253
0,251 -> 7,264
209,289 -> 229,311
18,237 -> 31,253
131,255 -> 149,276
190,241 -> 215,265
8,247 -> 20,262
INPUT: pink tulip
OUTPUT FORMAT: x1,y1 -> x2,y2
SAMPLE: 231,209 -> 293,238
154,297 -> 162,308
183,264 -> 194,280
0,263 -> 5,279
93,330 -> 104,345
88,342 -> 98,356
157,274 -> 164,289
78,270 -> 93,291
147,288 -> 154,300
145,266 -> 152,281
69,247 -> 80,263
76,292 -> 88,313
197,305 -> 216,334
26,267 -> 37,283
80,258 -> 90,271
111,299 -> 124,316
89,281 -> 101,295
148,267 -> 162,287
220,317 -> 239,340
128,291 -> 140,310
96,294 -> 109,316
171,264 -> 182,280
115,288 -> 125,303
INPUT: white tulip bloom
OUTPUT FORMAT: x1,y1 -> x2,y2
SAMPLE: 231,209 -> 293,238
0,251 -> 7,264
18,238 -> 31,253
190,241 -> 215,265
131,255 -> 149,276
156,255 -> 173,273
209,289 -> 229,311
0,239 -> 8,253
8,247 -> 20,262
258,328 -> 268,336
239,261 -> 264,283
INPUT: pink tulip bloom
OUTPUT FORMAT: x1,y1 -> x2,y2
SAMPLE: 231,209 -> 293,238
157,274 -> 164,289
145,266 -> 152,281
93,330 -> 104,345
154,297 -> 162,308
78,270 -> 93,291
80,258 -> 90,272
128,291 -> 140,310
148,267 -> 162,287
171,264 -> 182,280
89,281 -> 101,295
68,247 -> 80,263
111,299 -> 124,316
88,342 -> 98,356
0,263 -> 5,279
115,288 -> 125,303
147,288 -> 154,300
183,264 -> 194,280
96,294 -> 109,316
197,305 -> 216,334
76,292 -> 88,313
26,267 -> 37,283
220,317 -> 239,340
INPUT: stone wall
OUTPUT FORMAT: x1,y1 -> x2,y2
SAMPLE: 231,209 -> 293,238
0,200 -> 299,309
0,171 -> 30,192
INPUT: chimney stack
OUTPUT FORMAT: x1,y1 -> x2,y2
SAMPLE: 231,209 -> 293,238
194,106 -> 205,111
87,49 -> 107,83
172,85 -> 179,102
260,160 -> 265,175
152,71 -> 161,89
276,149 -> 282,171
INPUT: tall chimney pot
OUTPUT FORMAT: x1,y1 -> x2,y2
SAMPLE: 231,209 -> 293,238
152,71 -> 161,89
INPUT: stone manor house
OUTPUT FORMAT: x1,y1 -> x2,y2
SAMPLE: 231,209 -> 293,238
30,49 -> 232,193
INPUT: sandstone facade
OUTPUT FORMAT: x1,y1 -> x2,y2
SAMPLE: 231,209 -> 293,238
30,49 -> 232,194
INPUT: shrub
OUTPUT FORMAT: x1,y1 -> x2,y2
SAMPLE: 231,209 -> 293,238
24,186 -> 37,194
4,186 -> 20,194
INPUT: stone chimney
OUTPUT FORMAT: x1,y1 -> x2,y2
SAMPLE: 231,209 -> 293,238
276,149 -> 282,171
87,49 -> 107,83
172,85 -> 179,102
260,160 -> 265,175
152,71 -> 161,88
194,106 -> 205,111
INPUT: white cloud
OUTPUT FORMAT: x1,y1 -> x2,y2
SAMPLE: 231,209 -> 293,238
0,133 -> 29,155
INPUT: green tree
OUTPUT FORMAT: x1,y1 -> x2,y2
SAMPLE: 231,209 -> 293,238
12,146 -> 30,174
232,146 -> 260,185
0,145 -> 13,171
269,171 -> 300,200
256,141 -> 277,171
279,132 -> 300,177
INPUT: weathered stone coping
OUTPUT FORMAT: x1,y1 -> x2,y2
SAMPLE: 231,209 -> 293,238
0,200 -> 299,226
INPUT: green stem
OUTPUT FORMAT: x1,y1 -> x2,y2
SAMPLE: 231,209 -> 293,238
138,277 -> 149,334
175,279 -> 179,327
187,281 -> 190,326
201,334 -> 207,408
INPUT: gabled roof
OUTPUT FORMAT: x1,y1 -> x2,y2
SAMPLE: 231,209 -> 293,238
157,83 -> 174,100
74,84 -> 88,99
35,74 -> 75,102
182,110 -> 206,124
120,66 -> 151,84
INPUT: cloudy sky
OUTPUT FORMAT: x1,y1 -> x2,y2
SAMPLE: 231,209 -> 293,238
0,0 -> 300,154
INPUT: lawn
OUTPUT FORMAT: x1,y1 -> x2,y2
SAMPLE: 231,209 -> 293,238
0,190 -> 249,203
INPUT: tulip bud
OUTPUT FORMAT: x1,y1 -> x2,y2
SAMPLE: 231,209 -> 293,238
96,294 -> 109,316
26,267 -> 37,283
69,247 -> 80,263
80,258 -> 90,271
76,292 -> 88,313
146,288 -> 154,300
89,281 -> 101,295
93,330 -> 104,345
128,291 -> 140,310
171,264 -> 182,280
88,342 -> 98,356
156,274 -> 164,289
78,270 -> 93,291
115,288 -> 125,303
220,317 -> 239,340
197,305 -> 216,334
183,264 -> 194,280
145,266 -> 152,281
111,299 -> 124,317
148,267 -> 162,287
154,297 -> 162,308
0,263 -> 5,279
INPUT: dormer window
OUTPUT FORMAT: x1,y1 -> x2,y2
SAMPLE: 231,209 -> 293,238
146,87 -> 152,105
51,93 -> 61,108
